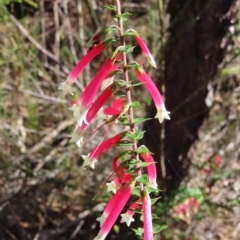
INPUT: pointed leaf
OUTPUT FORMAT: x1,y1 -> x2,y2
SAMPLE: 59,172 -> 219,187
134,118 -> 152,124
136,174 -> 148,184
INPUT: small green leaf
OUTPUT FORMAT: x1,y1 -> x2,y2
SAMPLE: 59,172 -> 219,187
125,29 -> 138,36
153,225 -> 168,233
117,150 -> 131,160
146,186 -> 161,193
105,4 -> 116,11
130,82 -> 144,87
127,62 -> 140,68
132,186 -> 140,197
134,118 -> 152,124
151,197 -> 161,205
116,12 -> 131,22
118,140 -> 133,147
136,145 -> 151,154
118,45 -> 135,54
122,12 -> 131,17
152,213 -> 160,219
119,116 -> 129,125
125,30 -> 138,36
132,227 -> 143,236
117,79 -> 127,87
128,159 -> 141,169
131,101 -> 142,108
140,162 -> 152,168
127,131 -> 145,140
136,174 -> 148,184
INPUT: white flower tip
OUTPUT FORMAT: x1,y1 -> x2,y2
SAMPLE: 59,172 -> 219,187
58,81 -> 73,95
69,130 -> 84,147
69,104 -> 88,126
82,154 -> 95,169
76,138 -> 83,148
147,55 -> 156,68
89,159 -> 97,169
155,105 -> 170,123
120,213 -> 135,227
96,215 -> 106,227
93,233 -> 107,240
101,77 -> 114,90
106,181 -> 118,194
149,182 -> 158,189
77,111 -> 88,126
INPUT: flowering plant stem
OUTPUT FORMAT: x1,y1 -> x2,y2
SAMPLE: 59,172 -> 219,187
115,0 -> 142,184
59,0 -> 171,239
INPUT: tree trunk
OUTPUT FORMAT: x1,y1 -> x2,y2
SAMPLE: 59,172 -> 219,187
144,0 -> 237,194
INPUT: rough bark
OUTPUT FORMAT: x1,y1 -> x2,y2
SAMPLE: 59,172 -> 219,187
144,0 -> 237,194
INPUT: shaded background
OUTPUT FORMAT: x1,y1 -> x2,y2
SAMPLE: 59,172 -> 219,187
0,0 -> 239,239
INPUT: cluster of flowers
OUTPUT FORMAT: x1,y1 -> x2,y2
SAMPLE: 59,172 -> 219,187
59,11 -> 170,240
175,197 -> 200,217
203,155 -> 223,174
202,155 -> 223,193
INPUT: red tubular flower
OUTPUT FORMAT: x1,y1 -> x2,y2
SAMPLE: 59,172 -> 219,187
187,197 -> 200,210
135,67 -> 170,123
59,41 -> 110,95
69,57 -> 116,125
101,64 -> 119,90
70,84 -> 115,147
96,189 -> 121,227
103,98 -> 125,116
140,152 -> 157,189
135,35 -> 156,68
82,132 -> 126,169
142,191 -> 153,240
94,184 -> 133,240
106,157 -> 133,193
81,57 -> 115,107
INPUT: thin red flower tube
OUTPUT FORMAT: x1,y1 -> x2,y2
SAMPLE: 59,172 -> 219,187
142,191 -> 154,240
103,98 -> 125,116
135,66 -> 170,123
126,29 -> 156,68
70,84 -> 116,147
135,35 -> 156,68
94,184 -> 134,240
101,64 -> 120,90
106,157 -> 133,193
96,188 -> 121,227
59,40 -> 111,95
141,152 -> 157,189
69,57 -> 116,126
82,132 -> 127,169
